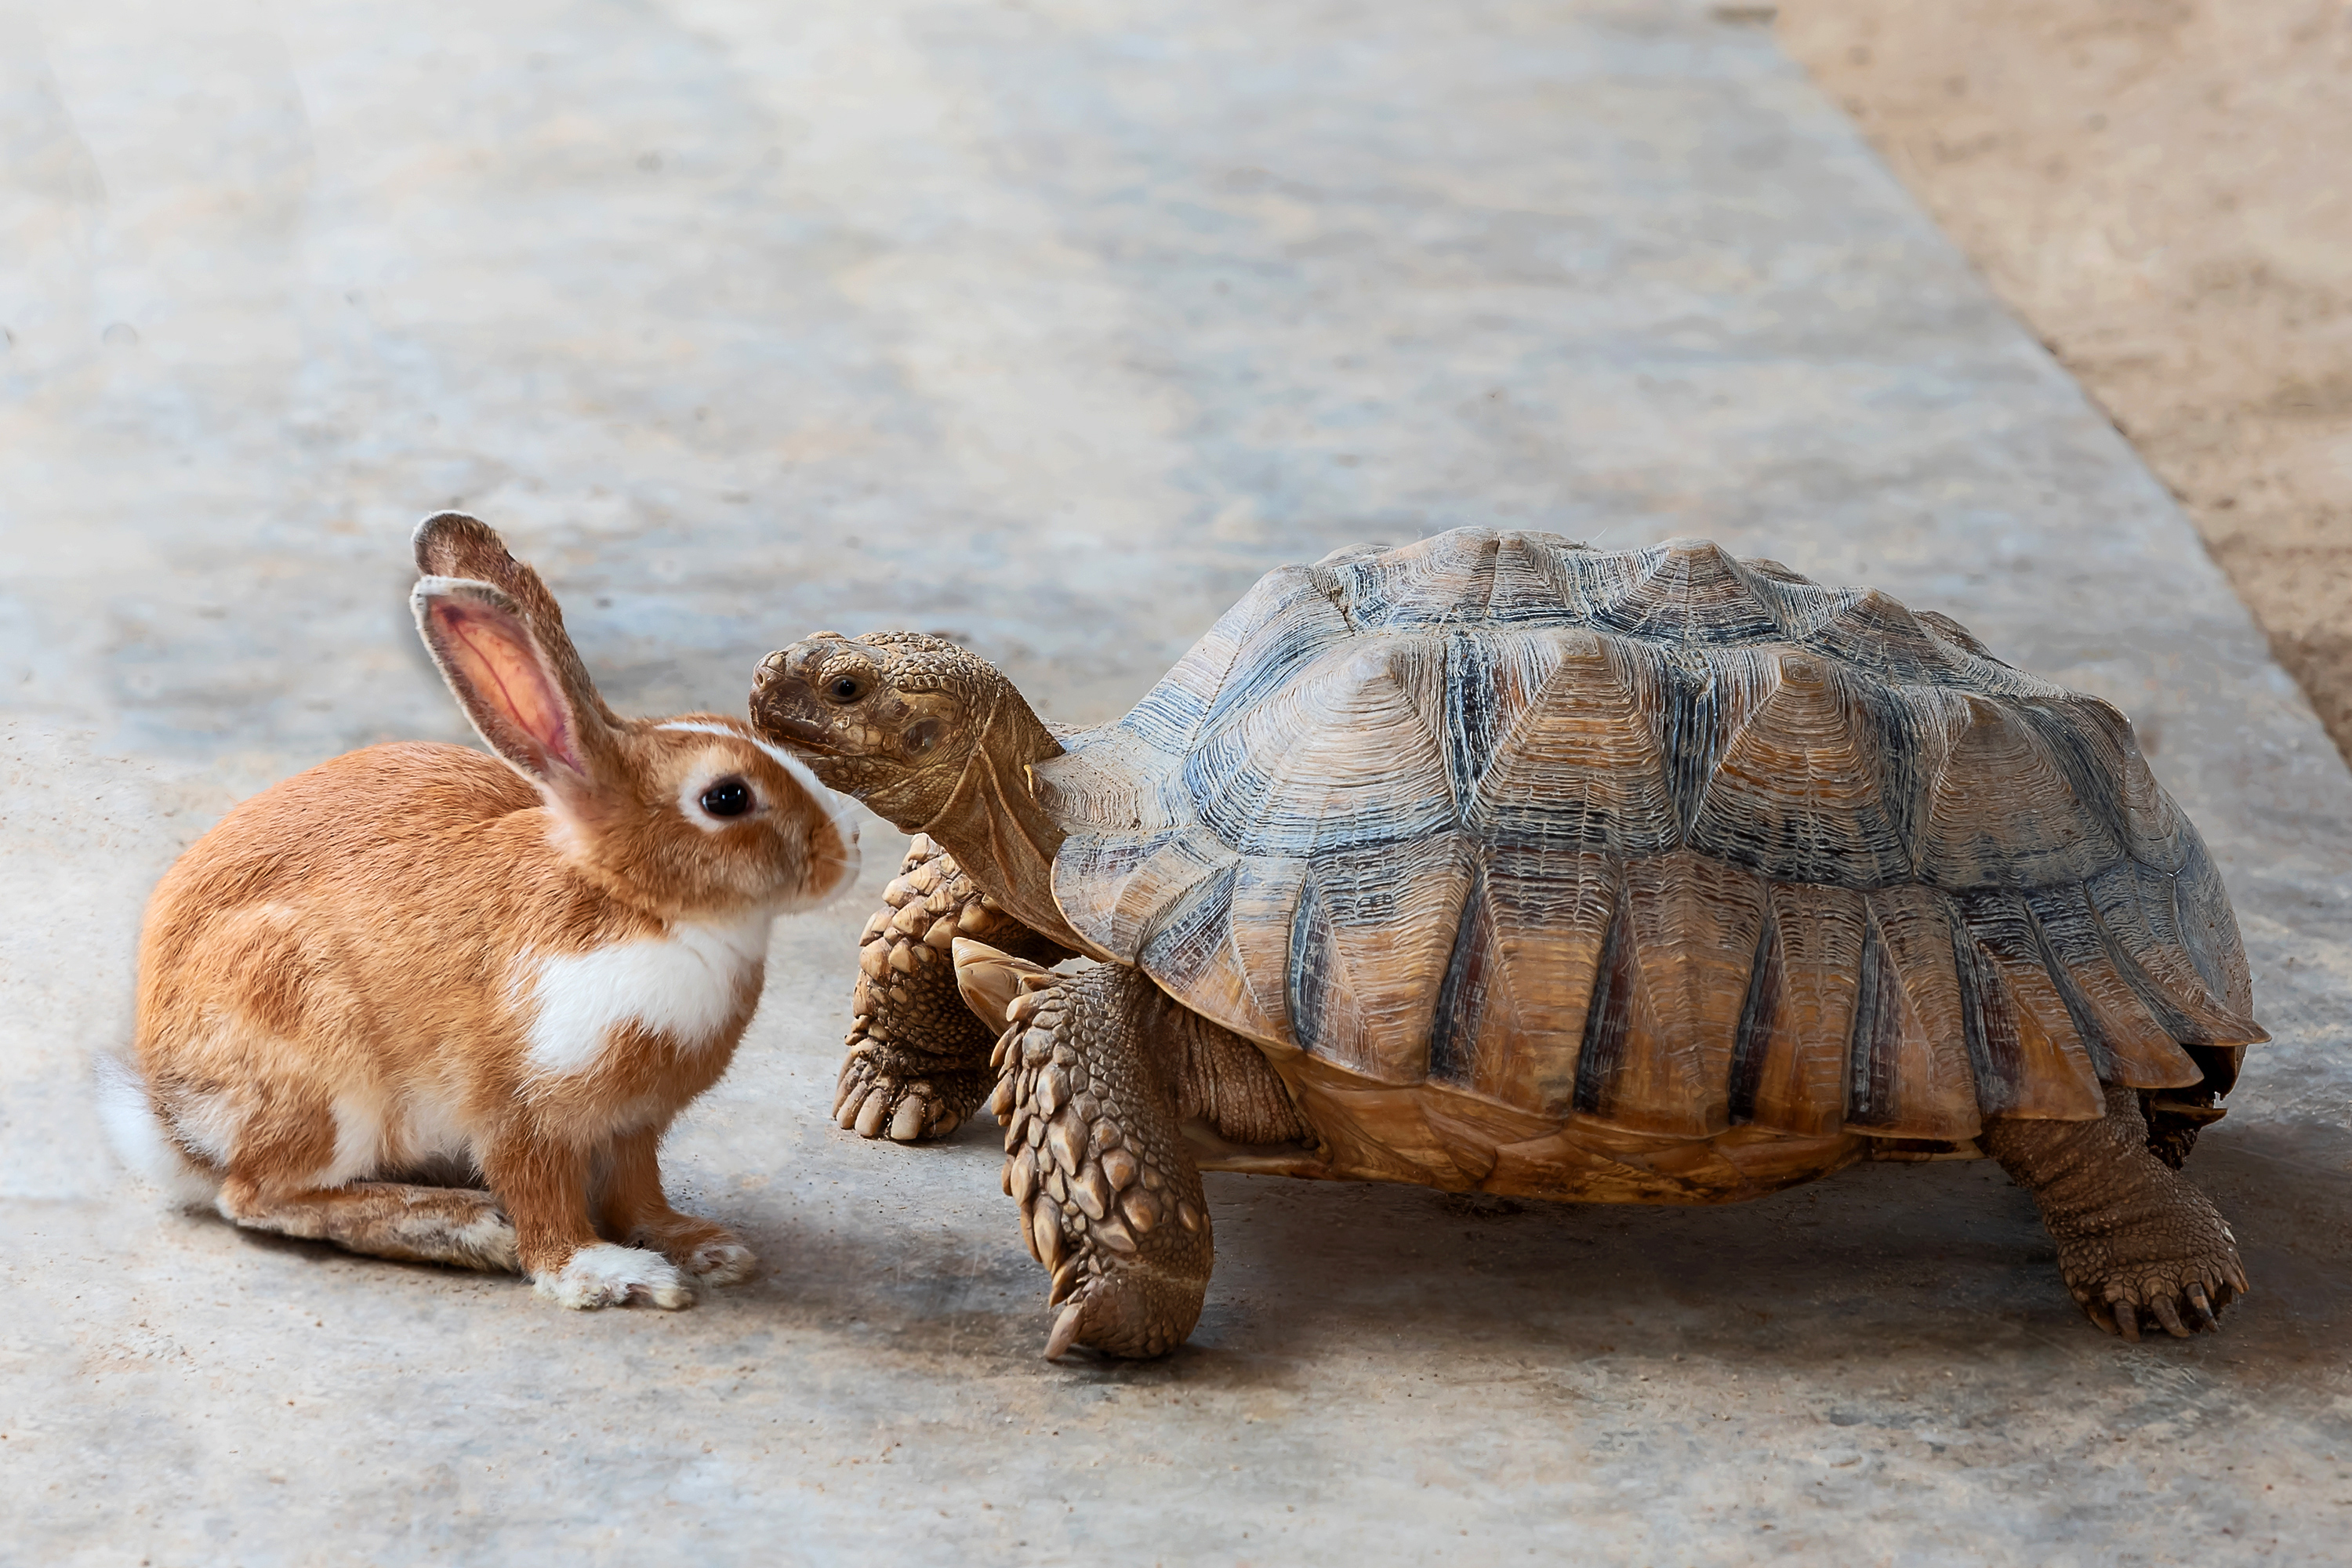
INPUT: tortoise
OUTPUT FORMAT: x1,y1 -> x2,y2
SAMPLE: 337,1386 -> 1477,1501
749,529 -> 2265,1359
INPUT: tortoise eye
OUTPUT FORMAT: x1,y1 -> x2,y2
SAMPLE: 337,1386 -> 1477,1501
699,779 -> 753,818
824,673 -> 866,704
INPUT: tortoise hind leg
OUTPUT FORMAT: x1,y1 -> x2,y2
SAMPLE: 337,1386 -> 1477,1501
961,950 -> 1227,1359
1984,1084 -> 2249,1340
834,834 -> 1070,1142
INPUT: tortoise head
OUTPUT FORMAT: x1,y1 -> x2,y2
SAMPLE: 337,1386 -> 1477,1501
755,630 -> 1083,949
750,631 -> 1005,831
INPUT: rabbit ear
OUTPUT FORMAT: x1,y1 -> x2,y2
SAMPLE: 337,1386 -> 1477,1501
412,513 -> 620,725
413,577 -> 617,791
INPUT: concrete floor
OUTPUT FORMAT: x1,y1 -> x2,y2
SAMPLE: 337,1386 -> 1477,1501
4,1 -> 2349,1562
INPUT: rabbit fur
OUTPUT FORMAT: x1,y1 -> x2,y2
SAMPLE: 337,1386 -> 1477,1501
110,514 -> 858,1309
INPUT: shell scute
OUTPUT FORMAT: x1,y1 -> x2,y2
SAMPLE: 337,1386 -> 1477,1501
1844,887 -> 1981,1142
1534,543 -> 1658,625
1136,858 -> 1242,998
1432,843 -> 1615,1115
1741,557 -> 1817,588
2172,834 -> 2256,1018
1187,568 -> 1358,742
1914,608 -> 1994,659
1032,724 -> 1187,836
1150,853 -> 1311,1051
1802,587 -> 1970,685
1185,636 -> 1454,855
1911,695 -> 2129,887
2084,859 -> 2263,1047
1427,862 -> 1494,1090
1322,530 -> 1504,630
1051,826 -> 1236,962
1570,851 -> 1766,1138
1642,644 -> 1784,842
1417,1083 -> 1563,1177
2019,696 -> 2191,873
1126,564 -> 1338,753
1283,836 -> 1474,1086
1684,652 -> 1913,887
1588,539 -> 1783,647
1727,882 -> 1865,1136
1459,630 -> 1680,856
1485,531 -> 1595,624
1741,572 -> 1853,641
2020,880 -> 2204,1087
1953,888 -> 2107,1120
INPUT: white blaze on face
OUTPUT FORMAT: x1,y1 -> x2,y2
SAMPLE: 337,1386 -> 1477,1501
519,909 -> 776,1077
655,720 -> 861,902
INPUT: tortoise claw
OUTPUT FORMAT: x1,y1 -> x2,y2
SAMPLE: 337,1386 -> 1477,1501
1045,1301 -> 1085,1362
833,1047 -> 986,1143
2183,1283 -> 2218,1334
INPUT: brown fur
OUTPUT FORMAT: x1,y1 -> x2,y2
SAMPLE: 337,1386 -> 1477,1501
124,515 -> 857,1308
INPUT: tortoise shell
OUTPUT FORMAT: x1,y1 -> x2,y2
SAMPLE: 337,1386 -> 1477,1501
1029,530 -> 2264,1200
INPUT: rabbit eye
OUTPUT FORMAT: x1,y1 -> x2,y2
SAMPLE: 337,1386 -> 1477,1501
699,779 -> 753,818
824,673 -> 866,704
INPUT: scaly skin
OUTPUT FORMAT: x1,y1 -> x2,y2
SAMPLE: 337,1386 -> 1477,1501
990,964 -> 1218,1359
977,960 -> 1314,1359
1984,1084 -> 2249,1340
836,834 -> 1069,1142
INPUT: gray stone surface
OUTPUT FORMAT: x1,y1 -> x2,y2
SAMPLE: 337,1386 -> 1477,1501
4,0 -> 2348,1561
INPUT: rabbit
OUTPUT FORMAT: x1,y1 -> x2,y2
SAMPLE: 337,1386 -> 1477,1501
102,513 -> 859,1308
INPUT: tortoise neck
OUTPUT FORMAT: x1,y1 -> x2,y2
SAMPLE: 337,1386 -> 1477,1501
919,690 -> 1087,952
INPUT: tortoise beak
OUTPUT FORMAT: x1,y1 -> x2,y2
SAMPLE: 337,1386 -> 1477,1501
750,646 -> 836,754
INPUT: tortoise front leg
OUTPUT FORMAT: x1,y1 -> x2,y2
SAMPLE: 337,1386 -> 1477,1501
835,834 -> 1069,1142
1984,1085 -> 2249,1339
966,953 -> 1215,1359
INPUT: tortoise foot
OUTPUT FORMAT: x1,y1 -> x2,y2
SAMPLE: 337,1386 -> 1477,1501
1044,1258 -> 1206,1362
1987,1085 -> 2251,1341
833,1042 -> 987,1142
1002,1056 -> 1210,1359
969,952 -> 1214,1361
2058,1234 -> 2247,1341
833,833 -> 1067,1144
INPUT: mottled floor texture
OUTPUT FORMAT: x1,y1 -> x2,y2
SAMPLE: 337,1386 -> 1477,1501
3,1 -> 2349,1563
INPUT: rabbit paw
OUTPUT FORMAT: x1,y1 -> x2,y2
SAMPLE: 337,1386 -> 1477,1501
678,1236 -> 759,1286
534,1243 -> 695,1310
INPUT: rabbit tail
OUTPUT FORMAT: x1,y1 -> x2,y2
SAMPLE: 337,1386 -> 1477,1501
96,1052 -> 220,1207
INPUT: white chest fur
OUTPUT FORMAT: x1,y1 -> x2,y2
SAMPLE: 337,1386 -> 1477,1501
520,912 -> 775,1076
